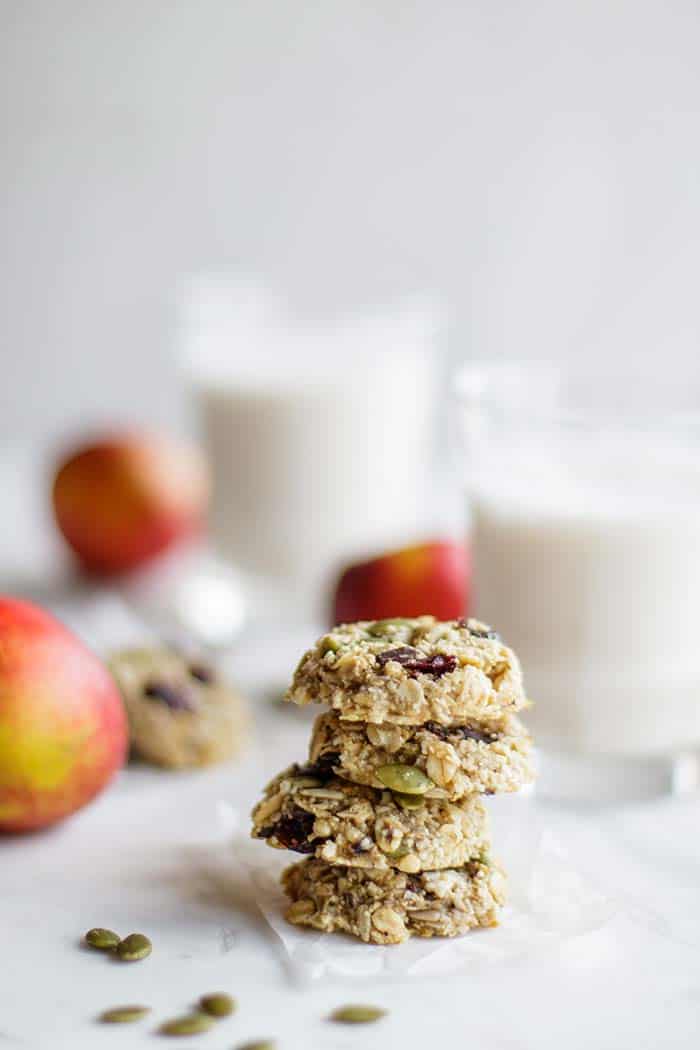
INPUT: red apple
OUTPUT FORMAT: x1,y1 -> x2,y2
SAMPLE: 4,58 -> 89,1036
52,432 -> 209,576
332,540 -> 469,625
0,597 -> 128,832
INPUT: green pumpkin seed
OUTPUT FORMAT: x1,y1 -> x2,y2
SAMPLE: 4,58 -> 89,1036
376,764 -> 434,795
236,1043 -> 276,1050
393,791 -> 425,811
369,619 -> 412,637
385,843 -> 410,859
320,634 -> 341,653
159,1013 -> 216,1036
199,992 -> 236,1017
115,932 -> 152,962
99,1005 -> 150,1024
84,927 -> 121,950
330,1004 -> 387,1024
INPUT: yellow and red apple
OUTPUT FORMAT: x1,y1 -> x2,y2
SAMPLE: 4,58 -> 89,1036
0,597 -> 128,832
52,432 -> 209,576
332,540 -> 469,624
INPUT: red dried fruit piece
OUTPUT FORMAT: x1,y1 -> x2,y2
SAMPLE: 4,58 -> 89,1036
376,645 -> 419,667
456,619 -> 499,640
423,721 -> 498,744
260,809 -> 318,853
298,752 -> 340,780
188,663 -> 215,684
376,647 -> 457,678
143,680 -> 196,712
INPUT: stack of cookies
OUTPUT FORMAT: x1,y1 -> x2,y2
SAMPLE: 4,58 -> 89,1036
251,616 -> 533,945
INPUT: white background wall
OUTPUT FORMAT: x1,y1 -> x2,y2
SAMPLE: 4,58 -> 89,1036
2,1 -> 700,443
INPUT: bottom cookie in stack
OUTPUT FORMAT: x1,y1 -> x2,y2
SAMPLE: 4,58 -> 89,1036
282,855 -> 506,945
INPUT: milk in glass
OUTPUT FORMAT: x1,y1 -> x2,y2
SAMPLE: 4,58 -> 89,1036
184,281 -> 438,614
457,364 -> 700,795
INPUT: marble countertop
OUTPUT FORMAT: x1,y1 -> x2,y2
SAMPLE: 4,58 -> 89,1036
1,448 -> 699,1050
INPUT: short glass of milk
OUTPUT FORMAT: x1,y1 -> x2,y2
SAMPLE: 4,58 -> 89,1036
456,363 -> 700,801
183,279 -> 439,626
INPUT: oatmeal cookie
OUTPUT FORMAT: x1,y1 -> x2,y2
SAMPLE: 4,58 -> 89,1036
282,856 -> 505,944
309,710 -> 534,800
285,617 -> 526,725
108,647 -> 247,769
251,763 -> 489,873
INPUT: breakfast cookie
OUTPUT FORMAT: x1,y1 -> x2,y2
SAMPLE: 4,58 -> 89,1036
108,647 -> 247,769
282,855 -> 505,944
285,616 -> 526,725
251,763 -> 489,873
309,710 -> 534,800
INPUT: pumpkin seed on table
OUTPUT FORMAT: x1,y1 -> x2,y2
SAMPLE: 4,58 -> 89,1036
198,992 -> 236,1017
84,927 -> 121,950
376,763 -> 434,795
115,932 -> 152,961
159,1013 -> 216,1036
236,1042 -> 276,1050
99,1005 -> 150,1024
330,1004 -> 387,1024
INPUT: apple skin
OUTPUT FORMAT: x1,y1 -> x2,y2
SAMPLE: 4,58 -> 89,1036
52,433 -> 209,576
0,597 -> 128,833
332,540 -> 469,625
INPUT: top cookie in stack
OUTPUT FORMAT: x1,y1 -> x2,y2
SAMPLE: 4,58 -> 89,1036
286,615 -> 527,725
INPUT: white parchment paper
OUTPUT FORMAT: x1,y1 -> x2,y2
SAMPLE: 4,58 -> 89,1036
235,797 -> 618,983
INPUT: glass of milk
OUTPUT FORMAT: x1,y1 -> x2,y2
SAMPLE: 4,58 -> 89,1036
455,363 -> 700,801
183,278 -> 439,626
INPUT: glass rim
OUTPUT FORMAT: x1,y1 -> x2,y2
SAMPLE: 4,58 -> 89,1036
453,361 -> 700,433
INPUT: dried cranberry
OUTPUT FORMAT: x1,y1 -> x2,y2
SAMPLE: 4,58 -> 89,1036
423,721 -> 498,745
261,809 -> 317,853
376,647 -> 457,678
295,753 -> 339,781
189,663 -> 215,684
456,618 -> 499,641
376,645 -> 420,667
143,680 -> 196,712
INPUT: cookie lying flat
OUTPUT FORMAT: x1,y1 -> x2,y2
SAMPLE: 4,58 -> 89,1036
309,710 -> 534,800
285,616 -> 526,725
282,856 -> 505,944
108,647 -> 247,769
251,763 -> 489,873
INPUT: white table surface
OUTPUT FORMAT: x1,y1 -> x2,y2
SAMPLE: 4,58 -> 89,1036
1,449 -> 699,1050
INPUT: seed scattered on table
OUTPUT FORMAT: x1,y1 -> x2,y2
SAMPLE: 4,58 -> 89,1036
330,1004 -> 387,1024
84,927 -> 121,950
236,1042 -> 276,1050
99,1005 -> 150,1024
115,932 -> 152,961
198,992 -> 236,1017
159,1013 -> 216,1036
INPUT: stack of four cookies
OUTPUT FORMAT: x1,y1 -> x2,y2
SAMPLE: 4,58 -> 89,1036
252,616 -> 533,945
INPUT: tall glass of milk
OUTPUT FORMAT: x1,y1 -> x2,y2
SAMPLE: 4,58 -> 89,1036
183,279 -> 439,625
456,363 -> 700,801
